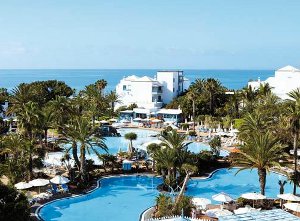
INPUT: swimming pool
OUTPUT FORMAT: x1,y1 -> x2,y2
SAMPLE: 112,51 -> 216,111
45,128 -> 226,165
38,175 -> 162,221
38,168 -> 299,221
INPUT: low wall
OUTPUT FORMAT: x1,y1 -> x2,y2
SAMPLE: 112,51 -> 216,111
140,206 -> 156,221
140,207 -> 214,221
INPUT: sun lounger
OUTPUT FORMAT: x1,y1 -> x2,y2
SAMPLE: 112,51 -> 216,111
61,184 -> 69,192
47,183 -> 60,194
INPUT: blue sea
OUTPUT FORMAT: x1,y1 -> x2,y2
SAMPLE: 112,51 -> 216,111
0,69 -> 273,92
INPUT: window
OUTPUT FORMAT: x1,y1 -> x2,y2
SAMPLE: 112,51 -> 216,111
173,88 -> 175,92
123,85 -> 127,90
158,96 -> 162,102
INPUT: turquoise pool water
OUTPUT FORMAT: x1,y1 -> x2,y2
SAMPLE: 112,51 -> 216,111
38,168 -> 298,221
48,128 -> 226,165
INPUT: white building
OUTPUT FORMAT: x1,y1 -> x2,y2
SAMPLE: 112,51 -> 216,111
156,71 -> 190,104
116,71 -> 190,109
248,65 -> 300,100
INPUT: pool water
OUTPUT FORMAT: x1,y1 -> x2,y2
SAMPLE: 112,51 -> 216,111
38,168 -> 298,221
38,175 -> 162,221
46,128 -> 225,165
186,168 -> 297,202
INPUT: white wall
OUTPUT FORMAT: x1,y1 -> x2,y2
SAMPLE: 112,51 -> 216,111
157,71 -> 183,104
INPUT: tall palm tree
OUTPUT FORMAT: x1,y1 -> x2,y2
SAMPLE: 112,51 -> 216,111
12,101 -> 40,180
186,89 -> 198,131
154,130 -> 191,186
106,90 -> 121,117
238,112 -> 269,140
40,104 -> 55,147
81,84 -> 108,126
95,79 -> 107,93
61,116 -> 107,183
241,85 -> 257,112
257,83 -> 273,98
232,132 -> 288,195
287,88 -> 300,194
0,134 -> 30,183
49,96 -> 71,129
204,78 -> 223,115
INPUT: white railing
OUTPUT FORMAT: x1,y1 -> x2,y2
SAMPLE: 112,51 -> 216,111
146,215 -> 213,221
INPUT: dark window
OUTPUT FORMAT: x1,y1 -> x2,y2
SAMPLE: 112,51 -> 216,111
158,96 -> 162,102
123,85 -> 126,90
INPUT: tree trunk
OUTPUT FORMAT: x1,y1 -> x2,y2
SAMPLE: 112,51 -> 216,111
44,128 -> 48,147
111,102 -> 115,117
293,132 -> 299,195
175,172 -> 190,206
80,146 -> 86,183
92,116 -> 95,127
72,141 -> 81,171
28,130 -> 33,180
192,100 -> 195,131
28,149 -> 33,181
210,93 -> 213,115
129,140 -> 133,154
258,168 -> 266,195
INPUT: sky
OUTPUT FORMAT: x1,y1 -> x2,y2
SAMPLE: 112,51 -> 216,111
0,0 -> 300,69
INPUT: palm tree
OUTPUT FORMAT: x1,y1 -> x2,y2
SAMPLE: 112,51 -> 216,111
0,134 -> 30,183
106,90 -> 121,117
95,79 -> 107,94
174,163 -> 197,206
286,88 -> 300,194
238,112 -> 269,140
186,88 -> 198,131
124,132 -> 137,154
232,132 -> 288,195
257,83 -> 272,97
61,116 -> 108,183
154,130 -> 191,187
204,78 -> 223,115
49,96 -> 71,129
241,85 -> 257,112
81,84 -> 108,126
39,104 -> 55,147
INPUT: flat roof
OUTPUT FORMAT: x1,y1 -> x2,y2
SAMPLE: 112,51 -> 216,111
157,109 -> 182,115
120,110 -> 134,113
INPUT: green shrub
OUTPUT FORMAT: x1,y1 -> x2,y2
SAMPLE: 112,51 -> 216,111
209,136 -> 221,157
188,131 -> 197,136
155,194 -> 173,217
0,183 -> 30,221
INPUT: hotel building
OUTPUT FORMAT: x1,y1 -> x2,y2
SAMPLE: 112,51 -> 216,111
115,71 -> 190,109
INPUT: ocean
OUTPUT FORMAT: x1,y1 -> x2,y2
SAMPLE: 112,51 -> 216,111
0,69 -> 274,92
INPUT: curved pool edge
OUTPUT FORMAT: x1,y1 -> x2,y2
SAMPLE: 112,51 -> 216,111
35,167 -> 289,220
33,168 -> 242,220
34,173 -> 161,221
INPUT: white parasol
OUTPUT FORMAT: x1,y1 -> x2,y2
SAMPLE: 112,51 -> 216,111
241,192 -> 266,207
29,178 -> 50,193
192,197 -> 211,209
241,192 -> 266,200
284,203 -> 300,213
50,175 -> 70,184
205,208 -> 233,218
212,192 -> 233,203
14,182 -> 33,190
278,193 -> 300,202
